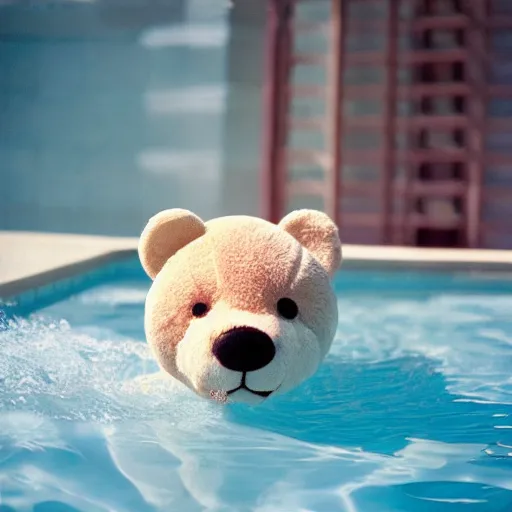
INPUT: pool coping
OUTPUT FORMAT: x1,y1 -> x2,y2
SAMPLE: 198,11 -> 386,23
342,245 -> 512,272
0,231 -> 141,317
1,230 -> 511,316
0,249 -> 135,299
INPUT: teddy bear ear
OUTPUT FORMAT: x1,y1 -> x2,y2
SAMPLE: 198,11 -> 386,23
138,209 -> 206,279
279,209 -> 342,277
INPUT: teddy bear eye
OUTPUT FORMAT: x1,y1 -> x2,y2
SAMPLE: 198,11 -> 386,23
277,298 -> 298,320
192,302 -> 209,317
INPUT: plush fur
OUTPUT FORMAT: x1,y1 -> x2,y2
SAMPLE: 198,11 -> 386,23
138,209 -> 342,405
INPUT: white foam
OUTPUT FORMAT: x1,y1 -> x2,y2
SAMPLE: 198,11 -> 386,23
0,316 -> 212,423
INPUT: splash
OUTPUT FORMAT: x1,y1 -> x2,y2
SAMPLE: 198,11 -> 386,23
0,315 -> 216,424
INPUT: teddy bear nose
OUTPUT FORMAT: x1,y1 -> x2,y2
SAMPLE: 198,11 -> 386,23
212,327 -> 276,372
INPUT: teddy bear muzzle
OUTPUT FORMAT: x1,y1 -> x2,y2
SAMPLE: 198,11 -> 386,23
212,326 -> 276,373
211,326 -> 278,400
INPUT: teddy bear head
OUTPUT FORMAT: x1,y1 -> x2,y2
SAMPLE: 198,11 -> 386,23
138,209 -> 342,405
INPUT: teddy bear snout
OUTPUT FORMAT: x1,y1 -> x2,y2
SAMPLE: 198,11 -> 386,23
212,326 -> 276,373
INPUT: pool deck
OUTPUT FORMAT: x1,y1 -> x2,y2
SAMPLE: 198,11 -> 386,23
1,230 -> 511,301
0,231 -> 137,300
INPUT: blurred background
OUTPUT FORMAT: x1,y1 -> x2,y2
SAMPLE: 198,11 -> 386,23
1,0 -> 511,249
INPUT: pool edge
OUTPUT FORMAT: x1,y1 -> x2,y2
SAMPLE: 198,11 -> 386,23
0,249 -> 141,318
0,249 -> 136,298
343,245 -> 512,272
1,231 -> 511,317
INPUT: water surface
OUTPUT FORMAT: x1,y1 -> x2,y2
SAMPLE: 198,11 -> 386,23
1,271 -> 512,511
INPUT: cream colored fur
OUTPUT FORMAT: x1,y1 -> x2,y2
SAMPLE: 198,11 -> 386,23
139,209 -> 342,405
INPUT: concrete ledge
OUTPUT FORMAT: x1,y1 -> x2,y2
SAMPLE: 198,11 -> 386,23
342,245 -> 512,272
0,249 -> 137,301
0,231 -> 138,300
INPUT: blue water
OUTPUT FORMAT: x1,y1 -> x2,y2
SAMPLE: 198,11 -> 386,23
1,269 -> 512,511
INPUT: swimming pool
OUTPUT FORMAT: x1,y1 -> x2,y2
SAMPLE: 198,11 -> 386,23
1,264 -> 512,511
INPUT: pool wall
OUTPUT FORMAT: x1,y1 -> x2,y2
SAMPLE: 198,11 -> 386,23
1,253 -> 147,319
0,231 -> 144,318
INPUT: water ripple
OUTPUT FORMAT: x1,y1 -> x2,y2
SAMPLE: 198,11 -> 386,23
0,278 -> 511,510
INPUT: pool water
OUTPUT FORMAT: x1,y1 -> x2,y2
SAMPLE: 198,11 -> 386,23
1,269 -> 512,511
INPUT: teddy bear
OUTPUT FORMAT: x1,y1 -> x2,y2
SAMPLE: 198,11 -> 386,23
138,208 -> 342,405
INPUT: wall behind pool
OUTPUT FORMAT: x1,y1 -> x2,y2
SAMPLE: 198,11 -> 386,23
221,0 -> 512,249
3,0 -> 512,247
0,0 -> 231,236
